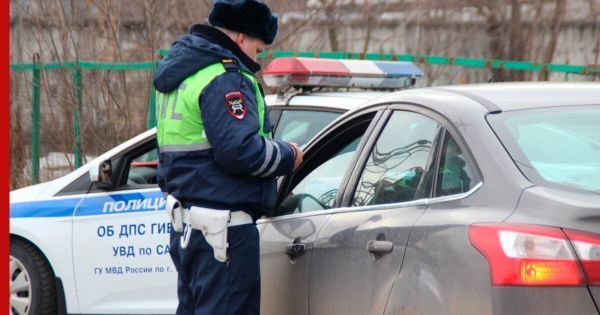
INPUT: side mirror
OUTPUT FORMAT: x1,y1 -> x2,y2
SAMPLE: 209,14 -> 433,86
89,159 -> 114,188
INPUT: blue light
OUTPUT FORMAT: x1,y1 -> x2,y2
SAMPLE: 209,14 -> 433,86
373,61 -> 423,78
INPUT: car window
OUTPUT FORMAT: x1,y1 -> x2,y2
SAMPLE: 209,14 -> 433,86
488,106 -> 600,193
273,110 -> 341,148
278,137 -> 362,215
124,146 -> 158,187
352,111 -> 439,206
435,133 -> 477,197
56,173 -> 93,196
274,112 -> 377,216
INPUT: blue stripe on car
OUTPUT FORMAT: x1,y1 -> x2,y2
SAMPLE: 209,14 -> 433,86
10,189 -> 164,218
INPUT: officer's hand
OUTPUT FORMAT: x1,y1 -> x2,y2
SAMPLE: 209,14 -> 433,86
289,143 -> 304,171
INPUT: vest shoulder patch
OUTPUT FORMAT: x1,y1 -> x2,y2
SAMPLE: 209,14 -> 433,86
225,90 -> 246,120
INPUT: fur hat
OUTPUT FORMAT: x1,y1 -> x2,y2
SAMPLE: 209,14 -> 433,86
209,0 -> 278,45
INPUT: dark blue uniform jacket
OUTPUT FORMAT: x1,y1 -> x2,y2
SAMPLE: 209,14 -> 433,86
153,25 -> 295,219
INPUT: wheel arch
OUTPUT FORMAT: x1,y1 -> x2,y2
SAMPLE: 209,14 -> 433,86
10,234 -> 68,315
10,234 -> 56,276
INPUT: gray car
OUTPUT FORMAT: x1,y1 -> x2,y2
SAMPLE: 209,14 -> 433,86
257,82 -> 600,315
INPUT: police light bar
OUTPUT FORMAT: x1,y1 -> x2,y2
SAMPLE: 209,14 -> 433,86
263,57 -> 423,90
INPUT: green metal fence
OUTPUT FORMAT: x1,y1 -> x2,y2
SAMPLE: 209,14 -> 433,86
11,57 -> 160,184
159,50 -> 600,74
10,50 -> 600,184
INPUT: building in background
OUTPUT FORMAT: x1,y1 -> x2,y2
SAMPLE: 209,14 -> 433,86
9,0 -> 600,189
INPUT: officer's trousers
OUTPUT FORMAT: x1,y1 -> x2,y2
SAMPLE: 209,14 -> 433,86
169,224 -> 260,315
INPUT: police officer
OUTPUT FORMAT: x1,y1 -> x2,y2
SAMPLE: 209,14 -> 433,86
153,1 -> 303,314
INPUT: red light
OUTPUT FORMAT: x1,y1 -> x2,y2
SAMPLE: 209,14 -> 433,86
582,261 -> 600,284
263,57 -> 350,76
263,57 -> 351,88
468,224 -> 585,286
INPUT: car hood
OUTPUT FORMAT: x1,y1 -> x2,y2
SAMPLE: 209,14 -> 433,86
10,181 -> 56,203
10,163 -> 94,203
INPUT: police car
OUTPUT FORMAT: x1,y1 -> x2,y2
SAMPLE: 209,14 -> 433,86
9,57 -> 422,315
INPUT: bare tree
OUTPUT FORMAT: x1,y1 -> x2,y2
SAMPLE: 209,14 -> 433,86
9,0 -> 598,189
539,0 -> 567,80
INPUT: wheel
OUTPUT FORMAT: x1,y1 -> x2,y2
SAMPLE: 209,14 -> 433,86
10,238 -> 57,315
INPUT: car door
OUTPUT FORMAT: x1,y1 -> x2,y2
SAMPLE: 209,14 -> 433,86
382,128 -> 487,315
309,108 -> 443,315
258,109 -> 384,315
72,137 -> 177,314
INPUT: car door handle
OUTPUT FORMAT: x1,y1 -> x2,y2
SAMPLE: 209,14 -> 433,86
285,243 -> 305,258
366,240 -> 393,254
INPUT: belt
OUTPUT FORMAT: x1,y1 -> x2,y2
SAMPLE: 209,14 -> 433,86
166,195 -> 253,231
181,209 -> 253,227
166,195 -> 254,261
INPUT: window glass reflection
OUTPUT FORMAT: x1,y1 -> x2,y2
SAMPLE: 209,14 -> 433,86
353,111 -> 438,206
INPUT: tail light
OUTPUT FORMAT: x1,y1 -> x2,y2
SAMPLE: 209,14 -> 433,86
468,224 -> 600,286
564,229 -> 600,285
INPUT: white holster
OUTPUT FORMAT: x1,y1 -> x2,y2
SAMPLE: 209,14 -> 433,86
166,195 -> 184,232
166,195 -> 252,262
189,206 -> 230,262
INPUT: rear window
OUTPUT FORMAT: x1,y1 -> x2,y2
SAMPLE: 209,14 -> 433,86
488,105 -> 600,193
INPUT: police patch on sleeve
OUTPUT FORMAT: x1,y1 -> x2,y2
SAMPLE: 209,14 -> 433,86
225,90 -> 246,120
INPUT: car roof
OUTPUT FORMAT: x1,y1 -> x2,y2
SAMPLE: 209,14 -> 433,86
315,82 -> 600,134
436,82 -> 600,112
265,91 -> 388,111
269,83 -> 600,115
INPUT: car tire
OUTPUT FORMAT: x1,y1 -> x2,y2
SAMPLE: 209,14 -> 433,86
10,238 -> 57,315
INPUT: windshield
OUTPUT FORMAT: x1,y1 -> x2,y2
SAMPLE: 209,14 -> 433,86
273,110 -> 341,148
488,105 -> 600,194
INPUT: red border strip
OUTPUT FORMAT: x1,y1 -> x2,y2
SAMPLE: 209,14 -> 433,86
3,1 -> 11,313
130,161 -> 159,167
